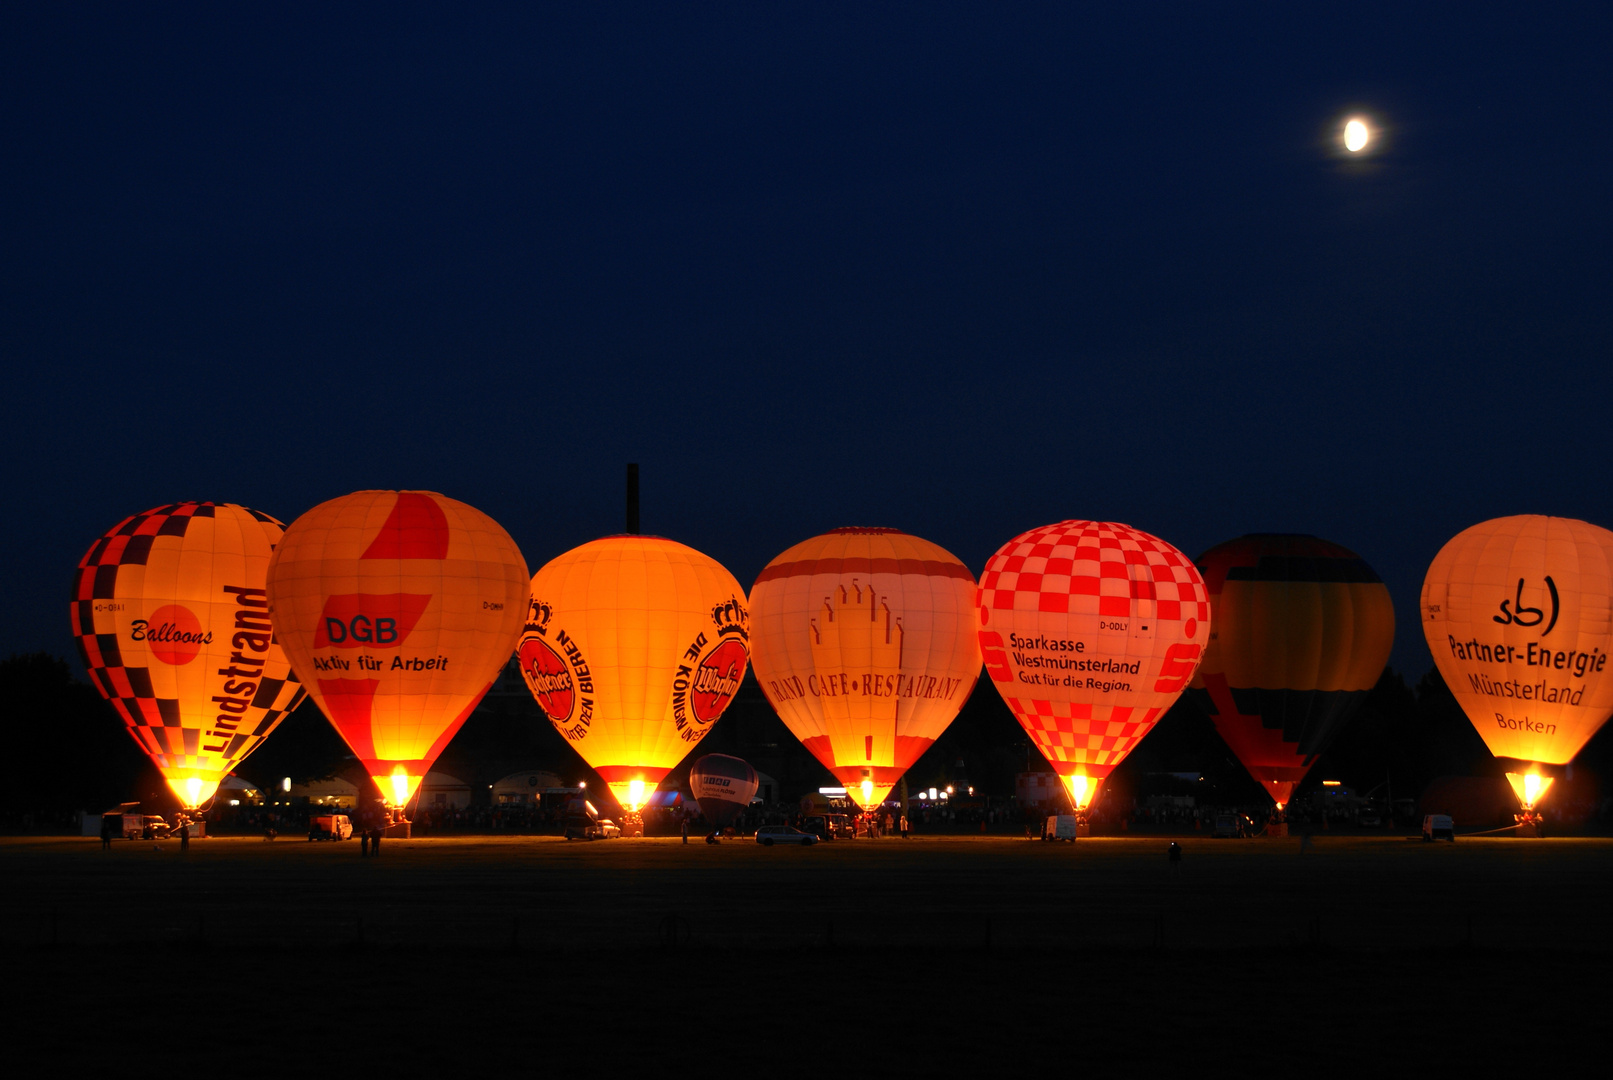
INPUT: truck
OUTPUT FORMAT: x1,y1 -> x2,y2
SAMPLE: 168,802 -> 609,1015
308,814 -> 354,840
1422,814 -> 1455,842
1043,815 -> 1079,841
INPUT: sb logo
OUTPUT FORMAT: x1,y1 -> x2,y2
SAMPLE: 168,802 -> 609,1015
1494,576 -> 1560,636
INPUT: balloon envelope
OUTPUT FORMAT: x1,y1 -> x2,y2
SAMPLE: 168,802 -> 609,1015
71,502 -> 307,808
266,490 -> 529,807
1188,534 -> 1395,808
689,753 -> 759,828
749,527 -> 981,810
977,521 -> 1209,810
519,535 -> 749,812
1421,515 -> 1613,800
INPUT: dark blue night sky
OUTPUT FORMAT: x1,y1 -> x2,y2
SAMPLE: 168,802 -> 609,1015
4,3 -> 1610,677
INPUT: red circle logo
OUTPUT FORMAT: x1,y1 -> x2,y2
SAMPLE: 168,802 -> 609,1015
691,638 -> 747,724
140,604 -> 207,665
518,634 -> 574,723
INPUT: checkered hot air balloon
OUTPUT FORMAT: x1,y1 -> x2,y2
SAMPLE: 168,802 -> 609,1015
518,536 -> 750,815
1187,534 -> 1395,811
71,502 -> 307,808
265,491 -> 529,810
976,521 -> 1209,813
749,528 -> 981,811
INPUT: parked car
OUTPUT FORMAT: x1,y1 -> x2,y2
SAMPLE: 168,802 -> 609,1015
1422,814 -> 1455,842
755,825 -> 818,847
1358,810 -> 1383,828
1211,813 -> 1245,838
801,813 -> 855,840
133,814 -> 170,840
308,814 -> 353,841
585,818 -> 622,840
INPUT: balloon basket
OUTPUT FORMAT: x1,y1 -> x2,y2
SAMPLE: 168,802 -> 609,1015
1265,821 -> 1288,838
384,820 -> 412,839
1513,813 -> 1542,838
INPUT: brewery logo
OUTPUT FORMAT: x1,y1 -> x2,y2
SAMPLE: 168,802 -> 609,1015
133,604 -> 209,665
518,633 -> 574,724
691,638 -> 747,723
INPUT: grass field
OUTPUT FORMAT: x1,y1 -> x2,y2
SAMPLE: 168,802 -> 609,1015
6,834 -> 1609,1076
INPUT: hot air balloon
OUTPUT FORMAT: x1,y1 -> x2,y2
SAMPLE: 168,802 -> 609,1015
689,753 -> 759,841
749,528 -> 981,812
1421,514 -> 1613,821
977,521 -> 1209,815
1188,534 -> 1395,813
519,535 -> 749,816
71,502 -> 307,809
265,490 -> 529,812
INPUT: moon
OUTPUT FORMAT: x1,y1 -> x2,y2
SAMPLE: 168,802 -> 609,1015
1344,118 -> 1370,152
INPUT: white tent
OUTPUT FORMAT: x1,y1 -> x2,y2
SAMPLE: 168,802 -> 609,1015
419,771 -> 472,810
492,770 -> 564,805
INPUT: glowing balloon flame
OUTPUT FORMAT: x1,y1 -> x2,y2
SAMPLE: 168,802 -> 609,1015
1344,118 -> 1369,152
1063,773 -> 1102,812
1506,771 -> 1554,811
166,775 -> 218,809
861,779 -> 875,805
626,778 -> 646,811
387,767 -> 414,807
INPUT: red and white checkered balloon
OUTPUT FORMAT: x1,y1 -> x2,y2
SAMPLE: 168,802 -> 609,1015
976,521 -> 1209,809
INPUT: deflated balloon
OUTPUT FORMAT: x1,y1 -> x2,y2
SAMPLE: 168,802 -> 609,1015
266,491 -> 529,808
71,502 -> 307,808
1188,534 -> 1395,808
977,521 -> 1209,811
749,528 -> 981,810
1421,514 -> 1613,806
519,535 -> 749,813
689,753 -> 759,829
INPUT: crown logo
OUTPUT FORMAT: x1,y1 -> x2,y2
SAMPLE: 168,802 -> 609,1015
526,599 -> 553,634
711,595 -> 749,640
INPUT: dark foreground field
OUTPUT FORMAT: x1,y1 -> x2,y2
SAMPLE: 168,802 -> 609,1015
6,834 -> 1609,1077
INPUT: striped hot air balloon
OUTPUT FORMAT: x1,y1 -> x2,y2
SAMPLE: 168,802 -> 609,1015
1187,534 -> 1396,810
266,491 -> 529,810
71,502 -> 307,809
976,521 -> 1208,814
1422,514 -> 1613,813
749,527 -> 981,811
689,753 -> 759,835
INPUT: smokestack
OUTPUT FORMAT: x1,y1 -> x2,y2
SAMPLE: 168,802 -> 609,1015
626,463 -> 640,534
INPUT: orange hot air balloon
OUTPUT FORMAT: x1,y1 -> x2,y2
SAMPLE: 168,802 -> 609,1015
1421,514 -> 1613,811
519,536 -> 749,813
1188,534 -> 1396,810
266,491 -> 529,809
977,521 -> 1209,812
750,528 -> 981,810
71,502 -> 307,808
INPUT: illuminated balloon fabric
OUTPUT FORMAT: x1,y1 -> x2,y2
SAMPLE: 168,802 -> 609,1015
519,535 -> 750,812
1420,515 -> 1613,800
749,528 -> 981,810
71,502 -> 307,808
265,491 -> 529,807
689,753 -> 759,829
976,521 -> 1209,809
1187,534 -> 1395,808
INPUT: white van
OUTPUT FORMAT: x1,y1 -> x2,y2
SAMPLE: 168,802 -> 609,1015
1422,814 -> 1455,842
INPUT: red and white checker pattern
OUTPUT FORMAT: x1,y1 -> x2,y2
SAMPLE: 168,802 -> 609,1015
977,521 -> 1208,624
1010,698 -> 1163,770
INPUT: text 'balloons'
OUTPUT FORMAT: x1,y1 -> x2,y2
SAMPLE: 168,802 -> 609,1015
71,502 -> 307,808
